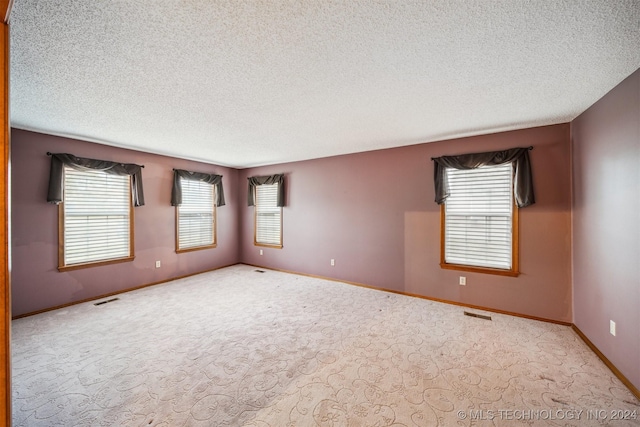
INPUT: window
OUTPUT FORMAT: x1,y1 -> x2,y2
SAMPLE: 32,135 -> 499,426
60,166 -> 133,270
441,163 -> 518,276
254,183 -> 282,247
176,177 -> 216,252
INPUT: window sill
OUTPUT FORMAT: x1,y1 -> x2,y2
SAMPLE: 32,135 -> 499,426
176,244 -> 217,254
440,262 -> 519,277
255,242 -> 283,249
58,256 -> 135,272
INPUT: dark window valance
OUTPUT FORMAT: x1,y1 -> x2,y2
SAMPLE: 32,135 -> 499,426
432,147 -> 535,208
247,174 -> 285,207
47,153 -> 145,207
171,169 -> 225,207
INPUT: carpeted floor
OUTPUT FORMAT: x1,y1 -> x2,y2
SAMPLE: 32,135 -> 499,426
12,264 -> 640,426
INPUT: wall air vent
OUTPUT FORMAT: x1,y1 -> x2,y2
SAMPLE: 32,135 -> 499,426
464,311 -> 492,321
94,298 -> 119,306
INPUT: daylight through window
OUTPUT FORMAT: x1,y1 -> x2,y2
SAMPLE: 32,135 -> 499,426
255,183 -> 282,247
176,177 -> 216,251
61,166 -> 133,269
442,163 -> 518,275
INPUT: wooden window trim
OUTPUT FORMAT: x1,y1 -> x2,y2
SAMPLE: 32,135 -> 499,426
440,203 -> 520,277
58,174 -> 135,272
253,184 -> 283,248
253,206 -> 283,249
1,14 -> 11,425
175,205 -> 217,253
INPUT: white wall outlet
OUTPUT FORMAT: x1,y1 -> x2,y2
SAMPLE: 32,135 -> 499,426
155,260 -> 161,268
610,320 -> 616,336
459,276 -> 466,286
259,249 -> 263,256
330,259 -> 335,266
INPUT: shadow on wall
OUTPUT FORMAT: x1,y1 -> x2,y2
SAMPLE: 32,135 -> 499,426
404,207 -> 572,322
404,211 -> 438,295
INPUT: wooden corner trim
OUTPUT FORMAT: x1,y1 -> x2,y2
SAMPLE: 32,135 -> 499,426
12,262 -> 241,319
242,263 -> 569,325
0,0 -> 13,23
248,263 -> 639,399
571,324 -> 640,400
1,21 -> 10,425
12,261 -> 640,403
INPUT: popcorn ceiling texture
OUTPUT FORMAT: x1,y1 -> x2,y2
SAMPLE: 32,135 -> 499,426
9,1 -> 640,168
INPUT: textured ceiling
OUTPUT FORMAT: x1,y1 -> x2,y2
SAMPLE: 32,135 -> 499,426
10,1 -> 640,168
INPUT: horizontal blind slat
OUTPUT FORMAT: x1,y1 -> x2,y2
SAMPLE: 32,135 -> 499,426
63,166 -> 131,266
444,164 -> 513,270
177,178 -> 215,249
255,183 -> 282,245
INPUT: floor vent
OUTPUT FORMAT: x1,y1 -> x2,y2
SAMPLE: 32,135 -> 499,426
254,269 -> 265,273
464,311 -> 492,321
94,298 -> 119,306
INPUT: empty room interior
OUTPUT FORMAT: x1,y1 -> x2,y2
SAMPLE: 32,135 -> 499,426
3,1 -> 640,426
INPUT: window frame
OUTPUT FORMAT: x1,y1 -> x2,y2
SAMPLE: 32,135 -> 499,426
175,178 -> 217,253
58,167 -> 135,272
254,183 -> 283,249
440,165 -> 520,277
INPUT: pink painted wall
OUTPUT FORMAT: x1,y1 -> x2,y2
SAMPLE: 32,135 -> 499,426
571,69 -> 640,390
11,129 -> 240,316
239,124 -> 573,322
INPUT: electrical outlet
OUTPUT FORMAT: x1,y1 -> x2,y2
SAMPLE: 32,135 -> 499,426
155,260 -> 161,268
459,276 -> 466,286
259,249 -> 263,256
610,320 -> 616,336
330,259 -> 335,266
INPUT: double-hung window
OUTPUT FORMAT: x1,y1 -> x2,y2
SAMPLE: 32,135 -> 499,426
176,177 -> 216,251
254,183 -> 282,248
441,163 -> 518,276
60,166 -> 133,270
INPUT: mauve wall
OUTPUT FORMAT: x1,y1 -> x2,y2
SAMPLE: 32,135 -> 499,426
240,124 -> 572,322
571,69 -> 640,390
11,129 -> 240,317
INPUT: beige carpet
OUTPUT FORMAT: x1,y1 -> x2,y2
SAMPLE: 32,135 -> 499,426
12,264 -> 639,426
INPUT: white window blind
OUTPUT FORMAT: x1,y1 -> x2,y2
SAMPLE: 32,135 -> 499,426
177,178 -> 215,250
444,163 -> 513,270
255,183 -> 282,246
63,167 -> 131,266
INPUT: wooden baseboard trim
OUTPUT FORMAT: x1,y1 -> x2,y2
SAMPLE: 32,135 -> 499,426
571,324 -> 640,400
12,262 -> 241,319
248,263 -> 640,398
243,263 -> 572,326
14,262 -> 639,400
